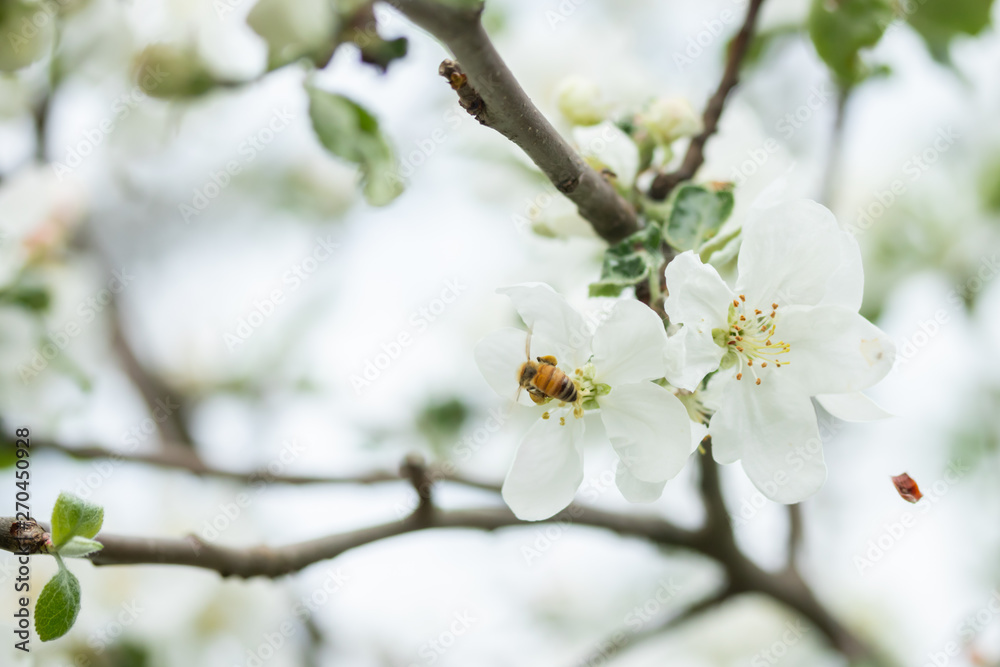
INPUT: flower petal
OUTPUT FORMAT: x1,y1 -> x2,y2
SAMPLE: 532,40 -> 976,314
663,251 -> 732,389
501,412 -> 585,521
777,305 -> 896,397
615,461 -> 667,503
592,299 -> 669,386
598,382 -> 693,483
665,325 -> 726,392
815,392 -> 893,422
737,200 -> 863,310
474,327 -> 535,405
498,283 -> 591,369
710,377 -> 826,503
664,250 -> 733,327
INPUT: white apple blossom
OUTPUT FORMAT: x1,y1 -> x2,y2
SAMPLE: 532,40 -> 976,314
475,284 -> 692,520
663,199 -> 895,503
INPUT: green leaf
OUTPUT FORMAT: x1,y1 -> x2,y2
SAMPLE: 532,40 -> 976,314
663,184 -> 734,251
0,283 -> 51,312
50,492 -> 104,549
589,225 -> 662,298
808,0 -> 894,85
56,536 -> 104,559
905,0 -> 995,63
306,84 -> 403,206
35,567 -> 81,642
359,36 -> 408,73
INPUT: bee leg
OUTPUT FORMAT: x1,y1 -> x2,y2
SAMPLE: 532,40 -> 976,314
528,391 -> 550,405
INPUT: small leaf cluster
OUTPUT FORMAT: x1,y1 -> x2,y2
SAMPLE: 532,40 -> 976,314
590,184 -> 734,298
35,492 -> 105,642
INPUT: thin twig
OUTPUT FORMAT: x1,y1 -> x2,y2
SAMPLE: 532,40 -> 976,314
28,437 -> 503,493
571,586 -> 733,667
819,84 -> 851,206
786,503 -> 803,572
648,0 -> 767,200
391,0 -> 639,243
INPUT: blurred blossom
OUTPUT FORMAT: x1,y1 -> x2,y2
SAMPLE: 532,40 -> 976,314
0,167 -> 88,282
554,75 -> 607,126
637,97 -> 703,146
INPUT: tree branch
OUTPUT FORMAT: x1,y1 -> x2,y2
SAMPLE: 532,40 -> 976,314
27,437 -> 502,493
391,0 -> 639,243
0,506 -> 699,578
648,0 -> 767,200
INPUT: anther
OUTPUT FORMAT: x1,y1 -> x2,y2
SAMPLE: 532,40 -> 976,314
739,294 -> 746,302
765,340 -> 771,346
559,417 -> 566,426
739,315 -> 746,321
733,299 -> 740,308
755,378 -> 761,385
736,346 -> 743,352
747,359 -> 753,366
761,362 -> 767,368
542,412 -> 550,420
754,309 -> 762,315
772,302 -> 779,309
736,373 -> 743,380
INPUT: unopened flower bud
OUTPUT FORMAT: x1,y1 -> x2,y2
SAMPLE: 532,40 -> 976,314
133,43 -> 216,99
555,75 -> 606,127
0,0 -> 56,72
638,97 -> 703,145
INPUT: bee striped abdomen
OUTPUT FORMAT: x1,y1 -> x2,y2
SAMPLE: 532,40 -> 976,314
532,363 -> 578,403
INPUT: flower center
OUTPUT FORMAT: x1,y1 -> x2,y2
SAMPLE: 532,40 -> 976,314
540,362 -> 608,423
715,294 -> 791,386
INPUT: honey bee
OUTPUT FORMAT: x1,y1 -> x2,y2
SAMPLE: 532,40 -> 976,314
516,332 -> 578,406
